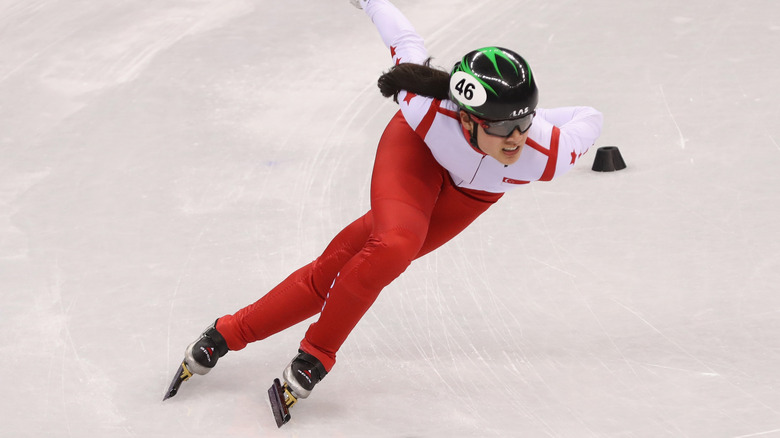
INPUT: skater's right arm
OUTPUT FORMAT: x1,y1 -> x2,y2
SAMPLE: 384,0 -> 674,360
355,0 -> 429,66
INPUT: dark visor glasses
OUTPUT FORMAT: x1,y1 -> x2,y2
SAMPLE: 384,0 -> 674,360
470,112 -> 535,137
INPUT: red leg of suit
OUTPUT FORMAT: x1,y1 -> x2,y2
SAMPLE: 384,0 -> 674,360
216,112 -> 502,370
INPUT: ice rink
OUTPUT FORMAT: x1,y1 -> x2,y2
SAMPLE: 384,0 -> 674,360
2,0 -> 779,436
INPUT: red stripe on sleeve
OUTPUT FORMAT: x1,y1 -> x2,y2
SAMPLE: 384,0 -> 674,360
414,99 -> 441,138
539,126 -> 561,181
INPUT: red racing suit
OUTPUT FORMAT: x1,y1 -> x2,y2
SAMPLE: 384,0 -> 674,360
215,0 -> 603,371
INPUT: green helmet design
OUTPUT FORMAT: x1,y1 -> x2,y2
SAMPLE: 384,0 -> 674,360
449,47 -> 538,121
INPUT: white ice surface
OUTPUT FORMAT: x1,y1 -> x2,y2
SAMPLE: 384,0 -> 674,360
2,1 -> 780,437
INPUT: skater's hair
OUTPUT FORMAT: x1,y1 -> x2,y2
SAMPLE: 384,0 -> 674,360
377,58 -> 451,103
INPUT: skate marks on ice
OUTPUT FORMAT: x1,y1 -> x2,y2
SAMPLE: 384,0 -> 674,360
0,0 -> 255,91
3,0 -> 780,436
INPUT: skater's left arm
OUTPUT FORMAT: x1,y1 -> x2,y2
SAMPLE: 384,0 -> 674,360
355,0 -> 429,65
537,106 -> 604,178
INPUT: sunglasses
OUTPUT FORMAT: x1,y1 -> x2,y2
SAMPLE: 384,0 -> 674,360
469,112 -> 535,137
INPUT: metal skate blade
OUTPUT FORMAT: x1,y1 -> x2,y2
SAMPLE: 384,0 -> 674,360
267,378 -> 291,427
163,362 -> 193,401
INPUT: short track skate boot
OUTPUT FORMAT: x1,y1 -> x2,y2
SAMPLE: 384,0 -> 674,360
282,350 -> 328,399
267,351 -> 328,426
163,320 -> 230,400
183,320 -> 229,376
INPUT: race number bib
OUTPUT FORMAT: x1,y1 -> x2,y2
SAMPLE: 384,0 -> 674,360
449,71 -> 487,107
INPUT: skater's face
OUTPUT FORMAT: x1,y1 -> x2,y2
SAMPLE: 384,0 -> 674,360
459,111 -> 530,166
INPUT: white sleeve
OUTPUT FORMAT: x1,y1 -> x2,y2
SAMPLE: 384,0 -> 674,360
538,106 -> 604,177
360,0 -> 429,65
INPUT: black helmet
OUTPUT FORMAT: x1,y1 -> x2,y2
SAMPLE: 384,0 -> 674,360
449,47 -> 538,121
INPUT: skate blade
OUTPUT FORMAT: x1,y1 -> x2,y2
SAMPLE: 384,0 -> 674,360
267,378 -> 297,427
163,361 -> 193,401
